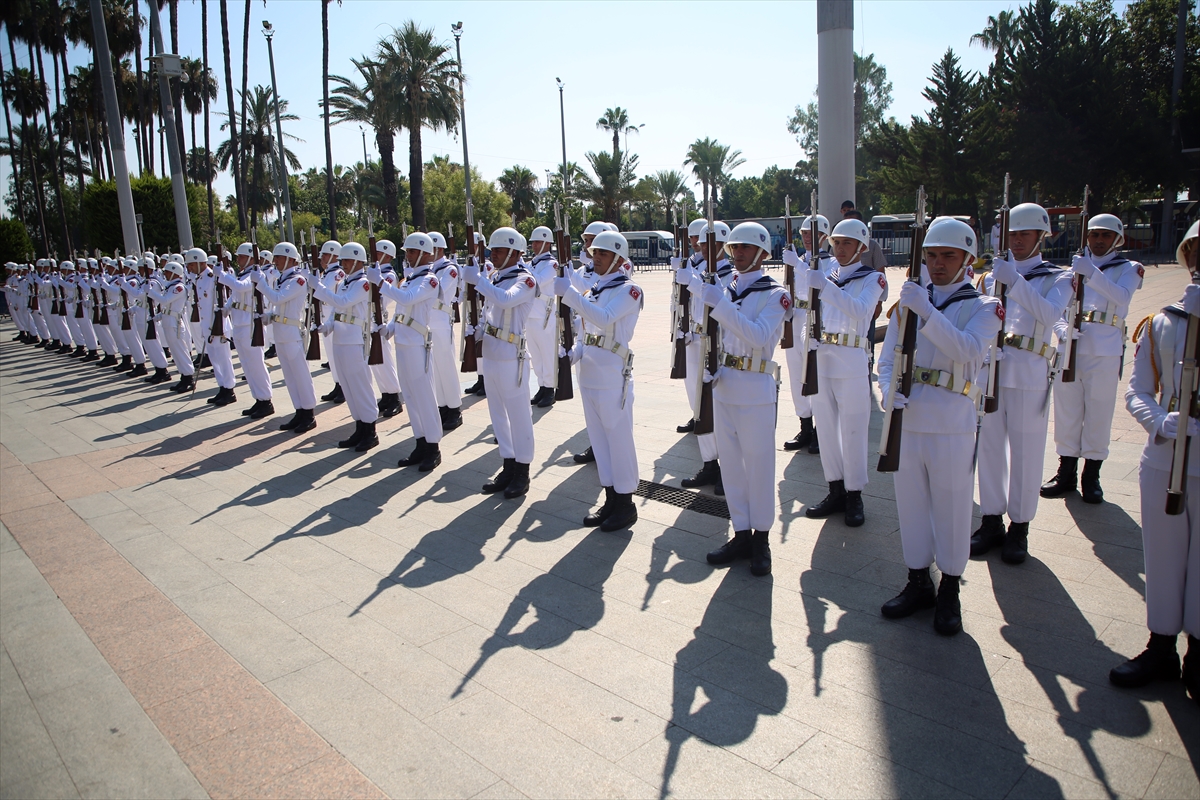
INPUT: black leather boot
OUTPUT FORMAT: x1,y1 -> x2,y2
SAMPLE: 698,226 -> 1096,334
128,362 -> 148,378
98,354 -> 118,367
536,387 -> 556,408
1080,459 -> 1104,504
750,530 -> 772,576
464,377 -> 483,395
970,514 -> 1006,556
1183,636 -> 1200,705
881,568 -> 936,619
279,410 -> 302,430
322,383 -> 345,404
442,406 -> 463,432
707,530 -> 752,565
573,446 -> 595,464
249,399 -> 275,420
784,416 -> 814,451
397,437 -> 428,467
170,374 -> 195,393
292,408 -> 317,434
676,418 -> 695,434
1110,633 -> 1181,688
808,427 -> 820,454
1002,521 -> 1029,565
844,490 -> 865,527
806,480 -> 846,518
338,421 -> 365,449
70,344 -> 86,357
379,392 -> 402,417
144,366 -> 171,384
1040,456 -> 1078,498
263,344 -> 277,359
934,574 -> 962,635
114,355 -> 133,372
681,460 -> 720,488
504,462 -> 530,498
584,487 -> 616,527
82,349 -> 99,362
601,492 -> 638,532
483,459 -> 516,494
530,386 -> 550,406
354,421 -> 379,452
419,442 -> 441,472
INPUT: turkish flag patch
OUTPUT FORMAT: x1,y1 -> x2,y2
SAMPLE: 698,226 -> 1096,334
1137,265 -> 1145,278
780,294 -> 791,310
525,277 -> 535,289
878,275 -> 887,289
174,285 -> 184,293
362,282 -> 370,292
630,287 -> 640,300
449,268 -> 458,279
430,277 -> 438,288
995,303 -> 1006,321
297,277 -> 305,286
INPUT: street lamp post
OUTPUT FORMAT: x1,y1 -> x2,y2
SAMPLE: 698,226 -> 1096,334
451,23 -> 473,229
263,21 -> 295,244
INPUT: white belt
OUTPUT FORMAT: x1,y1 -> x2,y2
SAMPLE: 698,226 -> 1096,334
719,351 -> 779,376
392,311 -> 430,338
273,315 -> 303,328
911,365 -> 983,403
231,301 -> 253,313
1004,332 -> 1056,362
584,332 -> 632,361
1082,310 -> 1124,328
484,323 -> 524,346
820,331 -> 870,350
333,312 -> 365,326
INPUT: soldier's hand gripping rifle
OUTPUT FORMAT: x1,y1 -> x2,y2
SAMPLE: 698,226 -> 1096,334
780,195 -> 795,349
799,189 -> 822,397
119,258 -> 132,331
306,240 -> 323,361
459,202 -> 482,373
553,203 -> 575,402
210,247 -> 229,342
144,258 -> 159,341
1061,185 -> 1090,383
74,278 -> 85,320
447,221 -> 461,323
694,201 -> 720,435
367,216 -> 383,366
878,186 -> 928,473
983,173 -> 1012,415
250,228 -> 266,347
1166,265 -> 1200,515
670,204 -> 691,380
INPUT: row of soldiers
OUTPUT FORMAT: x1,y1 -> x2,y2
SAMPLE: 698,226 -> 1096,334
3,209 -> 1198,704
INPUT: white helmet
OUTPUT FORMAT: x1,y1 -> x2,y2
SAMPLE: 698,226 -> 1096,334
923,217 -> 977,257
1009,202 -> 1051,234
273,242 -> 300,262
185,247 -> 209,265
1087,213 -> 1124,247
725,222 -> 772,257
698,221 -> 730,244
321,240 -> 342,257
403,232 -> 435,255
603,222 -> 619,232
687,218 -> 707,238
339,242 -> 367,264
530,226 -> 554,244
258,249 -> 272,261
207,255 -> 218,266
583,221 -> 609,237
143,251 -> 157,263
236,242 -> 255,257
800,215 -> 831,237
59,260 -> 75,271
164,260 -> 187,278
831,218 -> 871,250
427,232 -> 447,250
473,231 -> 485,245
87,258 -> 98,268
1177,219 -> 1199,268
587,231 -> 629,263
488,227 -> 527,252
166,253 -> 184,264
375,239 -> 397,258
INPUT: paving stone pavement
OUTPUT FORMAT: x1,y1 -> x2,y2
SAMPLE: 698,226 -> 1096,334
1,262 -> 1198,799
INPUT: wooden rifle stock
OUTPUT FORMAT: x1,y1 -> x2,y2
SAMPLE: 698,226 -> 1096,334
554,210 -> 574,402
251,262 -> 266,347
74,283 -> 84,319
983,173 -> 1012,415
210,252 -> 228,339
1061,185 -> 1090,383
28,279 -> 38,312
91,286 -> 101,325
367,234 -> 384,365
190,280 -> 201,323
694,205 -> 720,436
306,244 -> 323,361
120,280 -> 132,330
878,186 -> 927,473
447,225 -> 461,323
780,196 -> 795,349
670,212 -> 691,380
460,221 -> 482,373
801,194 -> 822,397
51,282 -> 61,316
144,273 -> 158,340
97,284 -> 109,326
1166,273 -> 1200,515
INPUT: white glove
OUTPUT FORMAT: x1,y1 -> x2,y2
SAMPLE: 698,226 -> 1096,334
371,322 -> 386,334
782,248 -> 802,270
250,271 -> 262,285
1071,253 -> 1098,281
558,345 -> 567,358
316,321 -> 333,335
670,257 -> 682,271
700,284 -> 724,308
464,323 -> 475,337
382,321 -> 396,340
1159,411 -> 1200,440
674,266 -> 690,285
261,312 -> 274,325
898,281 -> 934,319
992,256 -> 1020,287
463,264 -> 481,285
889,391 -> 908,410
1183,284 -> 1200,318
807,272 -> 828,295
687,273 -> 703,295
701,369 -> 715,384
366,265 -> 382,283
569,343 -> 583,364
674,329 -> 685,341
808,337 -> 820,352
552,277 -> 572,296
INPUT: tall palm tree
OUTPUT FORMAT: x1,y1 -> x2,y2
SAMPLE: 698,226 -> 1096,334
596,107 -> 637,161
647,170 -> 688,223
375,22 -> 461,230
0,46 -> 27,223
237,0 -> 250,209
322,0 -> 337,238
180,56 -> 216,164
215,85 -> 301,230
684,137 -> 745,213
219,0 -> 245,230
201,0 -> 215,242
576,150 -> 637,223
1,63 -> 50,249
328,58 -> 400,224
498,166 -> 538,223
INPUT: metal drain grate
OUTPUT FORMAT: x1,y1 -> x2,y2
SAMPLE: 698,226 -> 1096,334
635,480 -> 730,519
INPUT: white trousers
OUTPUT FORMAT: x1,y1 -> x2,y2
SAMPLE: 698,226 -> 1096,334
371,334 -> 400,394
583,385 -> 638,494
785,343 -> 814,418
1140,466 -> 1200,638
686,340 -> 719,460
137,319 -> 168,369
812,372 -> 871,491
65,313 -> 83,346
77,315 -> 99,350
162,319 -> 194,376
481,356 -> 534,463
715,400 -> 777,532
207,336 -> 235,389
94,320 -> 117,355
894,430 -> 975,577
978,386 -> 1050,523
231,327 -> 272,401
110,321 -> 131,356
1053,353 -> 1120,460
276,339 -> 315,410
53,313 -> 73,345
430,318 -> 462,409
333,342 -> 378,423
33,311 -> 49,340
395,343 -> 442,443
322,332 -> 340,384
526,307 -> 557,389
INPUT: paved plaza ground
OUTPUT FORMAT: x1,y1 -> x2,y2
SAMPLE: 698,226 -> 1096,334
1,262 -> 1198,799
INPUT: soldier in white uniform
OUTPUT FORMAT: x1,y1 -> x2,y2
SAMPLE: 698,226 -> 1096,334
701,222 -> 789,576
527,225 -> 560,409
254,242 -> 318,433
971,203 -> 1074,564
781,214 -> 836,454
201,253 -> 239,406
368,239 -> 403,418
802,218 -> 886,527
218,243 -> 274,418
88,259 -> 118,364
680,221 -> 734,494
147,256 -> 194,389
463,227 -> 537,498
427,232 -> 464,431
74,259 -> 101,361
101,260 -> 133,370
379,232 -> 443,472
564,222 -> 609,462
316,240 -> 346,405
136,255 -> 172,381
116,260 -> 156,379
553,230 -> 642,530
314,242 -> 379,451
1111,221 -> 1199,703
1041,213 -> 1144,504
672,218 -> 708,434
463,231 -> 490,398
878,218 -> 1002,635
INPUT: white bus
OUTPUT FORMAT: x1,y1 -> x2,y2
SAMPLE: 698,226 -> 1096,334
622,230 -> 676,266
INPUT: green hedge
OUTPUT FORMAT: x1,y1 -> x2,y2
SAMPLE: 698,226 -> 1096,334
83,176 -> 207,255
0,218 -> 35,264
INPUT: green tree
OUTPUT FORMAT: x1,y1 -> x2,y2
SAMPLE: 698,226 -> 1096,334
0,218 -> 35,263
684,137 -> 744,212
787,52 -> 894,156
596,107 -> 638,161
417,155 -> 509,239
576,150 -> 637,223
498,165 -> 539,223
214,86 -> 302,231
328,58 -> 401,224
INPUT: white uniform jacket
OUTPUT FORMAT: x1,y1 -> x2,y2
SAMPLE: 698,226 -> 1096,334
561,270 -> 642,391
1126,303 -> 1200,477
709,269 -> 789,406
475,262 -> 537,361
981,256 -> 1074,389
815,261 -> 886,378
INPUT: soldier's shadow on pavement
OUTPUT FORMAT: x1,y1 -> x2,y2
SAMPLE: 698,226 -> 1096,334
1063,496 -> 1145,597
660,568 -> 786,800
452,526 -> 633,698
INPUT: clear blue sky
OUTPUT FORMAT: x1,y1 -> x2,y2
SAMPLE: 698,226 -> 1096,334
3,0 -> 1132,212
